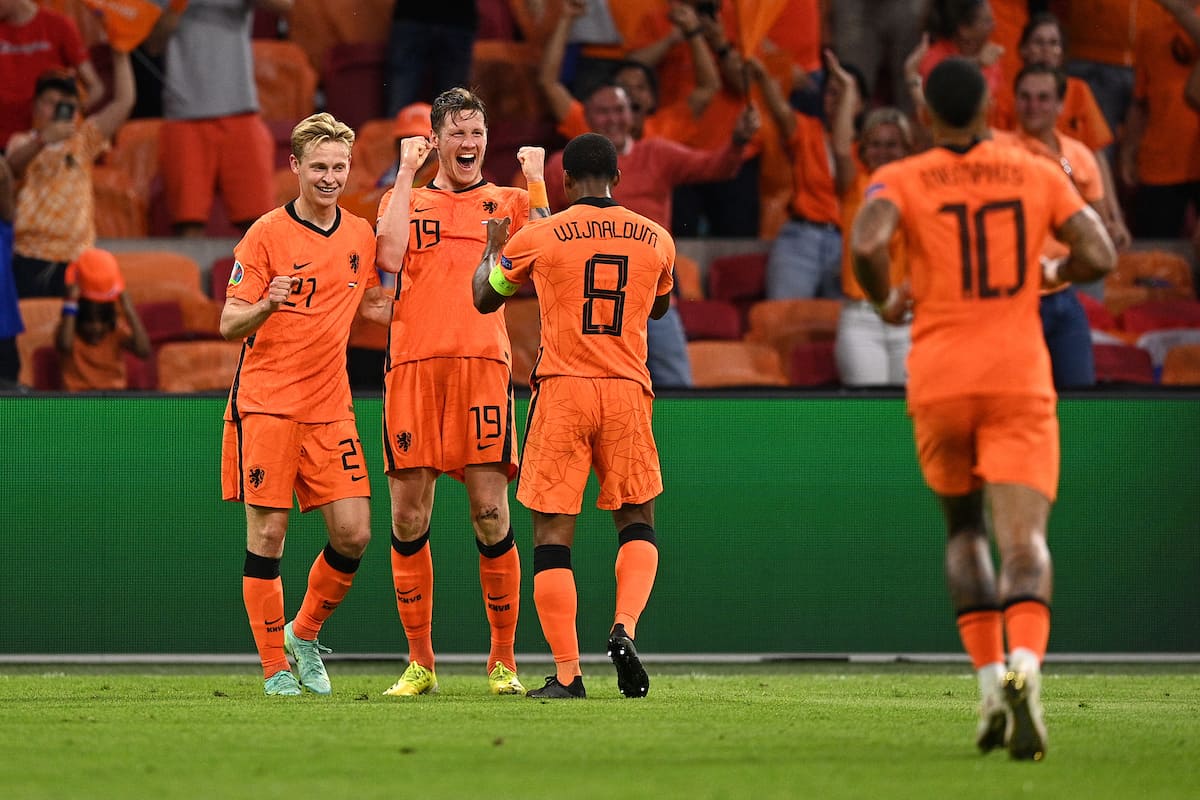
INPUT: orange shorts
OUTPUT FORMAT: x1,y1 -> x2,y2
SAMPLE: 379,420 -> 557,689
383,357 -> 518,481
160,113 -> 274,226
221,414 -> 370,512
910,395 -> 1059,501
517,376 -> 662,514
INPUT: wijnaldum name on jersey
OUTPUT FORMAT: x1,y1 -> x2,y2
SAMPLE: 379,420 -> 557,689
551,219 -> 659,247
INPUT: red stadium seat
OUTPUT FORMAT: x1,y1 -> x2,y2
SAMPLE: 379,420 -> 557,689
1076,290 -> 1116,332
136,301 -> 187,345
677,299 -> 742,341
788,341 -> 839,387
1092,343 -> 1154,385
321,42 -> 387,131
124,350 -> 158,390
210,257 -> 237,301
31,345 -> 62,391
1118,300 -> 1200,336
707,252 -> 768,327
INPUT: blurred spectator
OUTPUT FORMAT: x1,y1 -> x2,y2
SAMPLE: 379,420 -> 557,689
829,1 -> 925,112
919,0 -> 1006,124
376,102 -> 437,189
55,246 -> 151,392
543,82 -> 759,388
1061,0 -> 1157,135
7,50 -> 135,298
0,154 -> 20,385
0,0 -> 104,149
1119,0 -> 1200,238
835,108 -> 915,387
997,64 -> 1112,387
158,0 -> 288,237
750,51 -> 863,300
385,1 -> 477,117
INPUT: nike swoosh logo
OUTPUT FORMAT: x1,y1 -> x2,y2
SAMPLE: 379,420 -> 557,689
265,616 -> 283,625
486,593 -> 507,601
414,207 -> 433,213
293,262 -> 311,270
396,586 -> 419,595
351,474 -> 366,481
476,443 -> 496,451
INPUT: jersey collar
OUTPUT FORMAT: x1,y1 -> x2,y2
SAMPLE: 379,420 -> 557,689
570,197 -> 619,209
941,138 -> 985,155
427,178 -> 489,193
286,200 -> 341,237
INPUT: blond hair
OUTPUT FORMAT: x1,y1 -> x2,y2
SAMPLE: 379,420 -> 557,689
858,107 -> 915,153
291,112 -> 355,161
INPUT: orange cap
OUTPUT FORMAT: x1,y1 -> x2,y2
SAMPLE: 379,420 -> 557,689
393,102 -> 433,140
66,248 -> 125,302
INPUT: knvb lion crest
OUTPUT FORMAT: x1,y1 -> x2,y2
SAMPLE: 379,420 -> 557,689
248,466 -> 265,489
349,252 -> 360,273
395,431 -> 412,453
482,200 -> 497,214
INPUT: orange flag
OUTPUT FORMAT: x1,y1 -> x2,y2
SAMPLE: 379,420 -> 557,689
81,0 -> 186,52
732,0 -> 788,56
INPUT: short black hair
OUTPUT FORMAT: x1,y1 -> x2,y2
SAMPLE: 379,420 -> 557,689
924,57 -> 986,128
562,133 -> 618,181
926,0 -> 987,39
1014,63 -> 1067,101
35,70 -> 78,99
431,87 -> 487,132
612,60 -> 659,103
1019,11 -> 1066,51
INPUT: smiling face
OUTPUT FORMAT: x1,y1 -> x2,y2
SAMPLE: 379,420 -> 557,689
431,109 -> 487,190
583,86 -> 634,151
292,139 -> 351,213
860,122 -> 908,173
1015,72 -> 1062,137
1020,21 -> 1064,69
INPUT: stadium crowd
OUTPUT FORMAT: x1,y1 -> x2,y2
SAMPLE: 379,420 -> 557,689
2,0 -> 1200,392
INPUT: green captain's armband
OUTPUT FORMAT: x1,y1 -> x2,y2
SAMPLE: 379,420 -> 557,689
488,263 -> 520,297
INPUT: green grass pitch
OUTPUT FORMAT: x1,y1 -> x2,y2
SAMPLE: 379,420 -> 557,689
1,662 -> 1197,799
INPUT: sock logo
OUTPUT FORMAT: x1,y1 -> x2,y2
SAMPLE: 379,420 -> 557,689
396,586 -> 422,604
486,593 -> 511,612
264,616 -> 283,625
321,600 -> 338,611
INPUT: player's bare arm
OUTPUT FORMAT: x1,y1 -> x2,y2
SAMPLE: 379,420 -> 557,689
219,275 -> 298,340
1047,205 -> 1117,286
851,197 -> 910,324
376,136 -> 432,273
357,285 -> 394,327
518,146 -> 551,219
473,217 -> 516,314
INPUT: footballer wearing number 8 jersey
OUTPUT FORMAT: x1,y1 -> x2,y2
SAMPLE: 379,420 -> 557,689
851,58 -> 1115,760
473,132 -> 675,700
373,87 -> 551,698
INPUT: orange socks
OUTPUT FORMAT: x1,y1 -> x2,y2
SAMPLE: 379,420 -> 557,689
532,545 -> 580,685
478,529 -> 520,672
613,531 -> 658,641
1004,599 -> 1051,663
292,544 -> 361,641
956,609 -> 1005,670
243,550 -> 288,678
391,531 -> 436,669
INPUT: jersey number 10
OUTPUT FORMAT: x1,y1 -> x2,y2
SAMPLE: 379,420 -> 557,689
938,199 -> 1028,298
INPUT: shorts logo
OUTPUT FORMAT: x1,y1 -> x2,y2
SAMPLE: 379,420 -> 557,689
248,465 -> 265,489
349,252 -> 360,274
395,431 -> 413,453
482,200 -> 498,214
229,261 -> 244,287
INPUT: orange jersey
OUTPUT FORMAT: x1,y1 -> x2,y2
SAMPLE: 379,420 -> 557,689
379,180 -> 530,366
225,203 -> 379,423
1133,5 -> 1200,185
499,198 -> 675,394
840,168 -> 906,302
62,322 -> 129,392
866,140 -> 1086,404
1064,0 -> 1155,67
788,113 -> 840,225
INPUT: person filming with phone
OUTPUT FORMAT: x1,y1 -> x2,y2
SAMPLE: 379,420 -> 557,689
5,47 -> 136,299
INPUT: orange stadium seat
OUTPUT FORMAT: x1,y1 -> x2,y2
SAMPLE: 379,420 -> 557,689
92,166 -> 149,238
787,341 -> 839,387
114,251 -> 221,336
677,299 -> 742,341
744,298 -> 841,363
273,167 -> 298,208
504,297 -> 541,389
1103,250 -> 1195,316
289,0 -> 393,74
15,298 -> 64,388
1161,343 -> 1200,385
106,118 -> 163,202
1092,343 -> 1154,385
345,118 -> 396,196
322,42 -> 387,131
687,341 -> 789,388
252,39 -> 319,125
156,340 -> 243,393
674,254 -> 703,301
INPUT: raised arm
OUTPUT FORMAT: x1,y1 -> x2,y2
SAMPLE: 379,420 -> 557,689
90,49 -> 136,142
537,0 -> 589,124
668,2 -> 720,116
825,49 -> 861,198
473,217 -> 515,314
117,290 -> 152,358
518,146 -> 551,219
375,136 -> 432,273
745,56 -> 796,141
